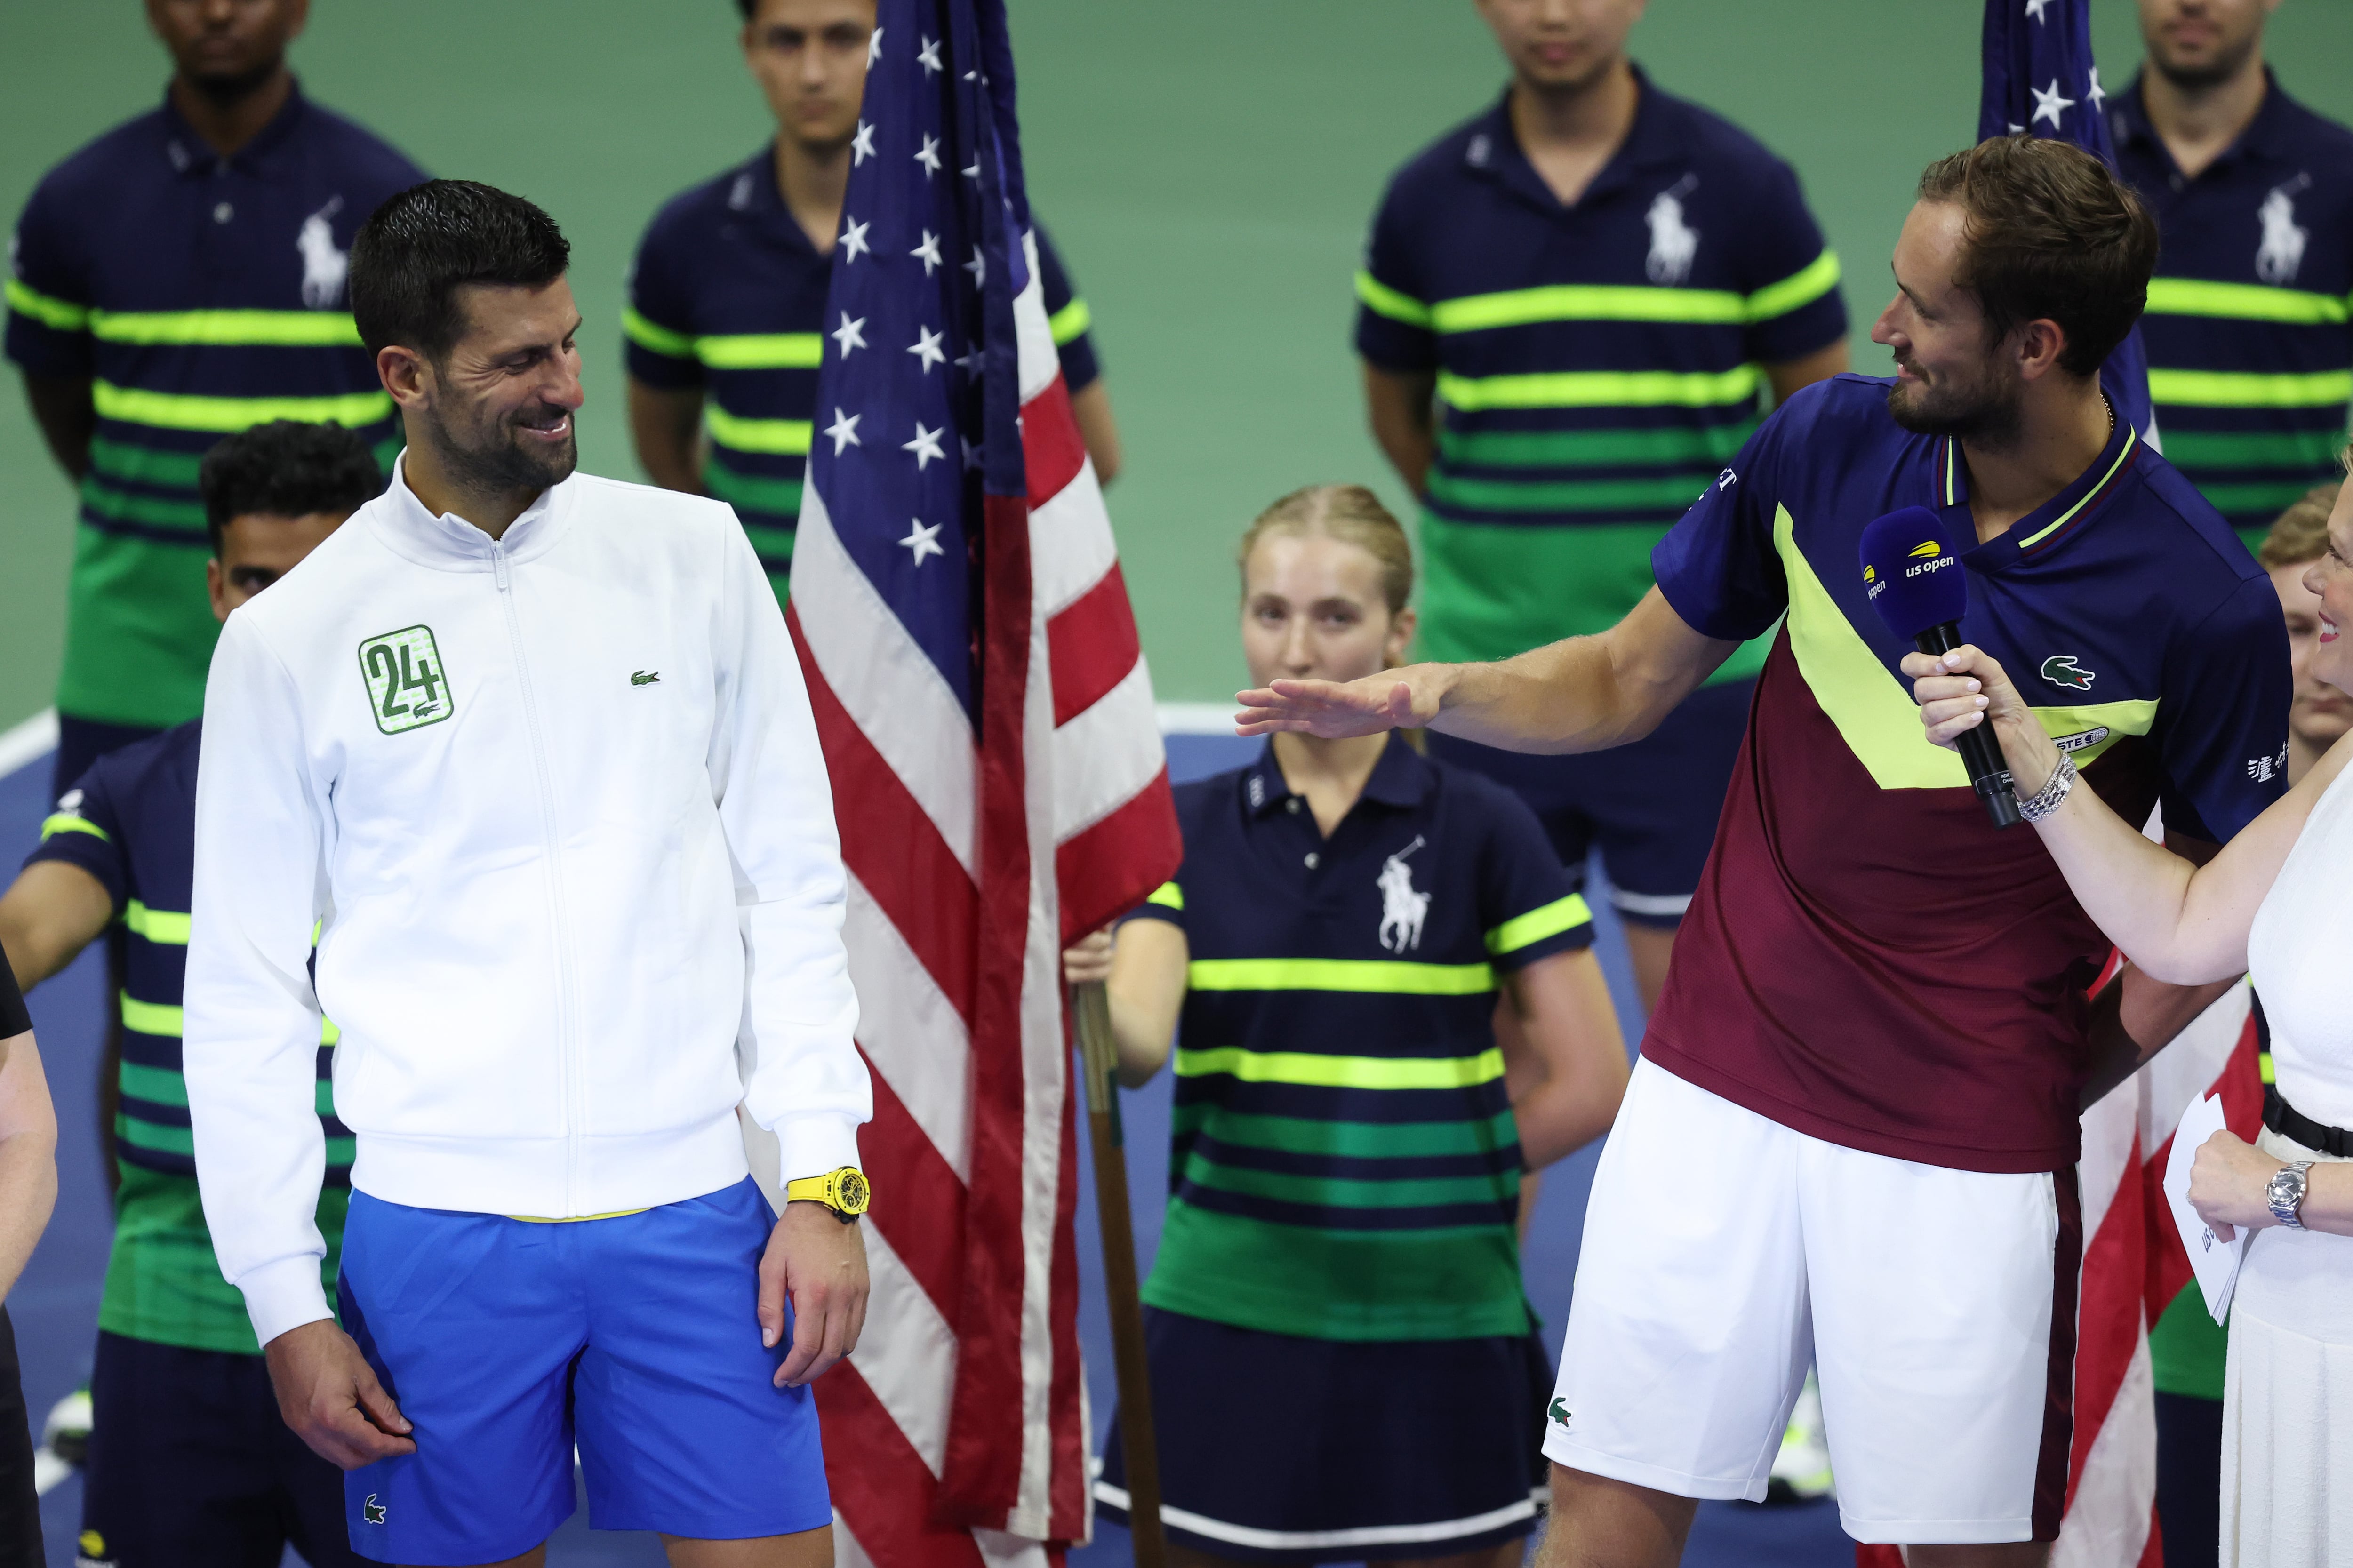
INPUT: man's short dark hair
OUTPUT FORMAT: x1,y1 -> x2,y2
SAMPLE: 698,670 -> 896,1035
1917,136 -> 2159,376
198,421 -> 385,554
348,180 -> 571,362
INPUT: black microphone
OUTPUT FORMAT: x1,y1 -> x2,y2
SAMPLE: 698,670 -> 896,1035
1858,505 -> 2022,830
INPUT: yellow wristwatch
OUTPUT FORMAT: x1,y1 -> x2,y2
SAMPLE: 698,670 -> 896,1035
785,1166 -> 871,1223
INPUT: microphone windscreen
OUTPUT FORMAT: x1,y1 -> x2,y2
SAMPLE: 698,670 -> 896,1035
1858,504 -> 1967,641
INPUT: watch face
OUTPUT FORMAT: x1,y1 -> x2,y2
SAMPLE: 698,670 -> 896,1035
838,1168 -> 872,1213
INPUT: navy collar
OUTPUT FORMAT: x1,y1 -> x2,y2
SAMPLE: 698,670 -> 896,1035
157,77 -> 311,178
2114,67 -> 2298,178
1464,63 -> 1682,215
733,143 -> 824,259
1241,733 -> 1433,819
1932,377 -> 2142,571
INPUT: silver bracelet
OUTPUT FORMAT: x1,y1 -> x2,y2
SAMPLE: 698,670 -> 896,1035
2016,750 -> 2076,824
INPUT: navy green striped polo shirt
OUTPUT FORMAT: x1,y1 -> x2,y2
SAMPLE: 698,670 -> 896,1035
1127,736 -> 1594,1342
2113,72 -> 2353,548
3,84 -> 422,730
29,719 -> 350,1355
1355,71 -> 1846,677
624,147 -> 1102,602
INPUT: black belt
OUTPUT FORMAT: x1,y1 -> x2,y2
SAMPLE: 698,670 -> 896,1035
2264,1084 -> 2353,1158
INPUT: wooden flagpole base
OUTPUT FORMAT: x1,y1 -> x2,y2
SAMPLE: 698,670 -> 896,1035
1073,980 -> 1168,1568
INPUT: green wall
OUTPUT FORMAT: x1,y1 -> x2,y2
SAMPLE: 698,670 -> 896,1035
4,1 -> 2351,732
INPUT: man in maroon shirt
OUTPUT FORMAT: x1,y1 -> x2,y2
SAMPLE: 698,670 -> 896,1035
1240,137 -> 2286,1568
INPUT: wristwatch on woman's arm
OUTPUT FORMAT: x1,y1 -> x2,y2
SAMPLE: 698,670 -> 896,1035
2267,1160 -> 2314,1230
786,1166 -> 871,1224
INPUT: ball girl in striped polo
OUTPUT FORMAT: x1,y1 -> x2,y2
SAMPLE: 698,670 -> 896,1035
1065,484 -> 1630,1568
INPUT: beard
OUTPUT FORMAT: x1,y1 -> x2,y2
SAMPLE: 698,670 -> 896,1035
1886,362 -> 2024,448
185,54 -> 284,107
2150,28 -> 2261,92
421,396 -> 577,500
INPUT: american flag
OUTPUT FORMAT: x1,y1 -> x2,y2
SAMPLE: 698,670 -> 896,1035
1977,0 -> 2157,444
774,0 -> 1181,1560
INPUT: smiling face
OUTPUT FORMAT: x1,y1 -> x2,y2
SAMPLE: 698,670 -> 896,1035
2271,551 -> 2353,757
1874,200 -> 2028,444
1472,0 -> 1646,95
1240,532 -> 1415,692
744,0 -> 874,152
2299,481 -> 2353,700
411,278 -> 585,497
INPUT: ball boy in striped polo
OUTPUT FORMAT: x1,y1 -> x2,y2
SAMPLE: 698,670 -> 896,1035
0,421 -> 381,1568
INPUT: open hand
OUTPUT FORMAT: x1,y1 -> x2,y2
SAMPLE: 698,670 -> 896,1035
761,1199 -> 870,1386
1235,671 -> 1432,739
2188,1128 -> 2284,1244
264,1318 -> 416,1470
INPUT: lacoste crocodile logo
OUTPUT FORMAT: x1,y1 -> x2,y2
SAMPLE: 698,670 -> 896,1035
1549,1397 -> 1572,1428
362,1494 -> 386,1525
630,670 -> 661,687
2040,655 -> 2096,692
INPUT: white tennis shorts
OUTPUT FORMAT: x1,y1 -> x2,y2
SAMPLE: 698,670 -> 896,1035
1545,1058 -> 2079,1546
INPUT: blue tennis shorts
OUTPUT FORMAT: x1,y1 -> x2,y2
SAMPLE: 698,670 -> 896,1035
336,1176 -> 829,1564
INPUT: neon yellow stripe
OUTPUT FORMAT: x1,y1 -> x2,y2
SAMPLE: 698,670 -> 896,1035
88,308 -> 360,346
121,993 -> 336,1044
92,381 -> 392,433
1745,250 -> 1842,323
696,333 -> 823,370
1047,298 -> 1092,346
703,405 -> 814,455
2146,368 -> 2353,409
4,277 -> 88,331
1431,283 -> 1745,333
2144,278 -> 2349,326
1185,957 -> 1496,995
120,995 -> 182,1037
125,901 -> 190,946
1145,882 -> 1183,911
1484,893 -> 1592,956
509,1209 -> 651,1223
40,813 -> 108,843
2017,427 -> 2137,548
1436,365 -> 1759,412
1354,270 -> 1432,330
1175,1044 -> 1505,1090
621,305 -> 696,358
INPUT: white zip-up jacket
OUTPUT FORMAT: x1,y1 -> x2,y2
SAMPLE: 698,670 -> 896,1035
184,460 -> 868,1345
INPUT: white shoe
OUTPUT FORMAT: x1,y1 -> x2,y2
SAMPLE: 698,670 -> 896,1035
42,1387 -> 91,1467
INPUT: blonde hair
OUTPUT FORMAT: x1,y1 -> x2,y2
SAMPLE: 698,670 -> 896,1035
2259,479 -> 2346,572
1236,484 -> 1414,614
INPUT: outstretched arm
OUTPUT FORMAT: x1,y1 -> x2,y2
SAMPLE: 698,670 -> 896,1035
1236,586 -> 1738,755
1907,644 -> 2343,984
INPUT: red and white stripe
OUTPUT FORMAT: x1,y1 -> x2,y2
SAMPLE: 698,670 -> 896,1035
773,228 -> 1180,1565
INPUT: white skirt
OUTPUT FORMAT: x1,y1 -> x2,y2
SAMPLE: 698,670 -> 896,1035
2219,1129 -> 2353,1568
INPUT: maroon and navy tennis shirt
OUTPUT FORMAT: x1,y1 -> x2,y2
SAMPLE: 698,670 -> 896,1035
1646,372 -> 2289,1173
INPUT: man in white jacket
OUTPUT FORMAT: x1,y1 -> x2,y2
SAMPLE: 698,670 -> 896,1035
183,178 -> 872,1568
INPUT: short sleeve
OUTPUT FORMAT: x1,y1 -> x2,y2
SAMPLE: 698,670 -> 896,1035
1649,406 -> 1794,641
2154,574 -> 2293,843
1031,222 -> 1100,393
5,175 -> 94,381
24,761 -> 129,915
1474,784 -> 1592,971
1353,176 -> 1436,374
623,210 -> 704,392
1735,158 -> 1846,368
1120,877 -> 1186,934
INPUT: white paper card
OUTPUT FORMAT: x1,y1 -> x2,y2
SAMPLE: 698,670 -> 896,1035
2162,1093 -> 2248,1324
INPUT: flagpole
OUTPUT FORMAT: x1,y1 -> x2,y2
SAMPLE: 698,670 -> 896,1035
1072,980 -> 1168,1568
